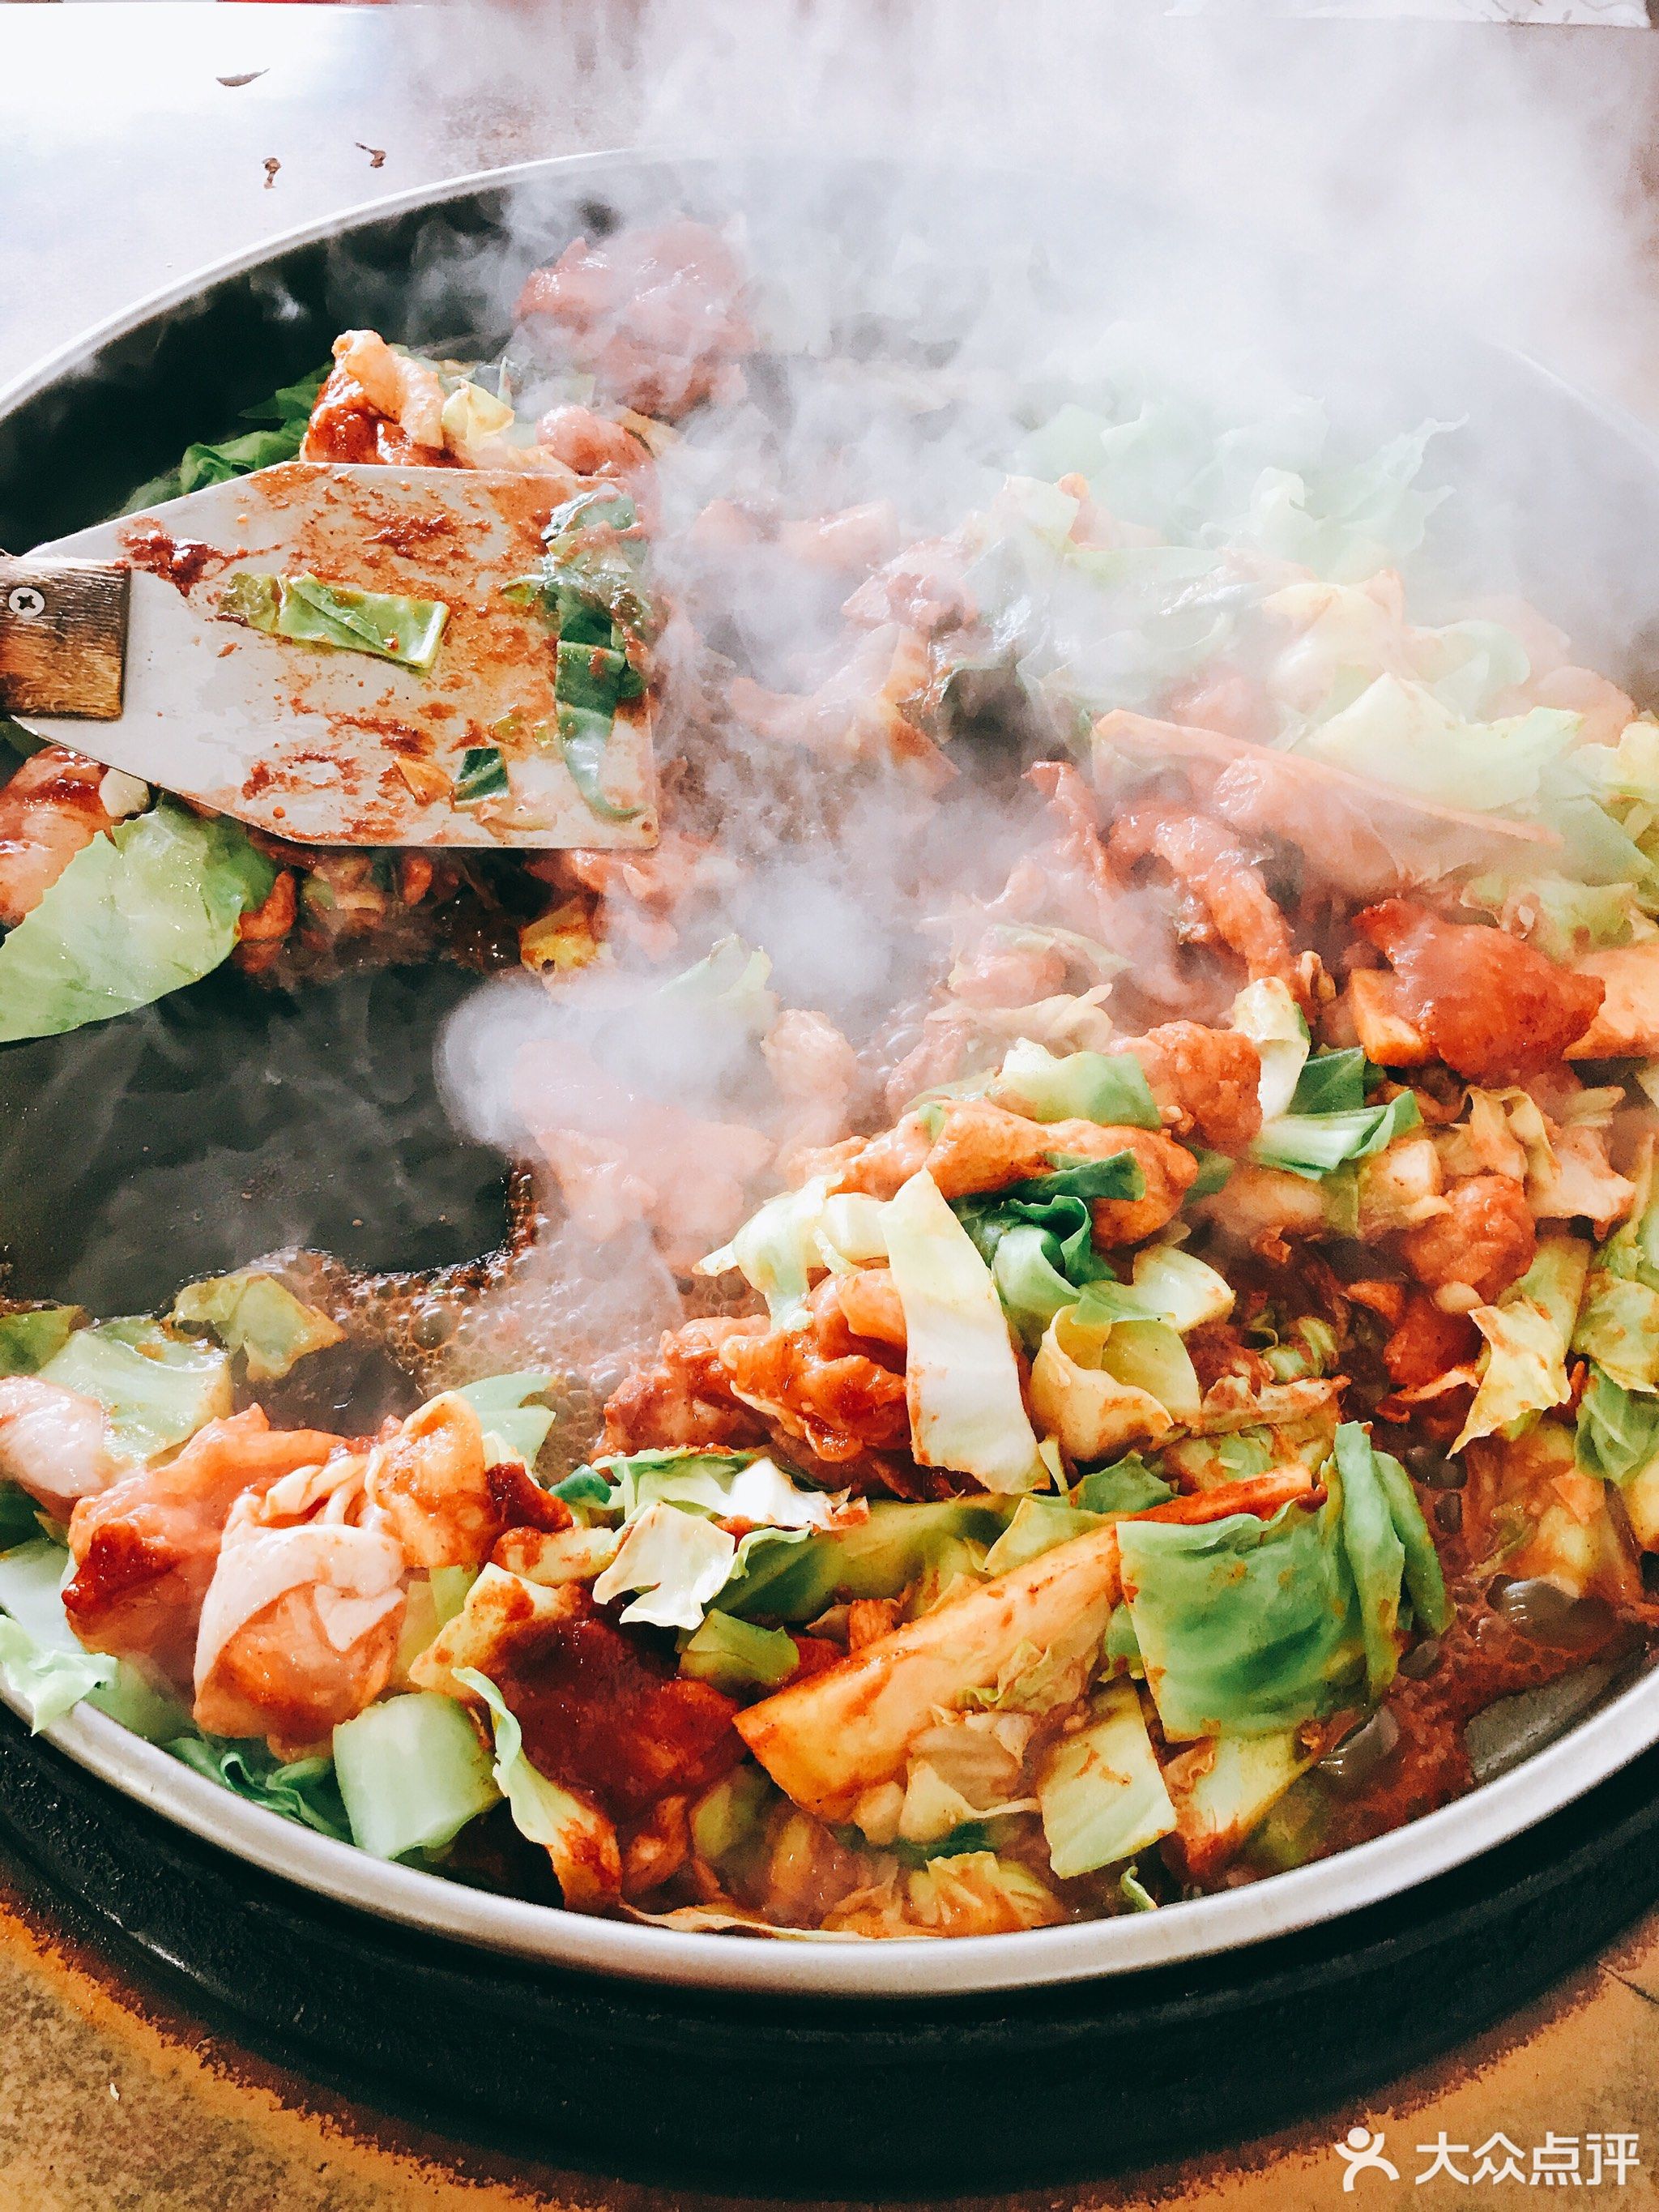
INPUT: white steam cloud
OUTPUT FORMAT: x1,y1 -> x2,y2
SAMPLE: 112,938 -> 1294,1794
415,0 -> 1659,1403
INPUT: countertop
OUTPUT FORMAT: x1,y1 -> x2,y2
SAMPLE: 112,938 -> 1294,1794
7,6 -> 1659,2206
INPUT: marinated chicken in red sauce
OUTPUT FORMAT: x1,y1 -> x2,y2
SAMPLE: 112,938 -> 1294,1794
11,213 -> 1659,1945
514,221 -> 755,418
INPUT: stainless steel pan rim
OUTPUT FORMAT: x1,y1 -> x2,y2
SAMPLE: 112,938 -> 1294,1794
11,1663 -> 1657,1996
6,149 -> 1659,1999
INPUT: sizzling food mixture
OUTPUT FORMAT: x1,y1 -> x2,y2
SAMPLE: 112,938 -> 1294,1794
2,220 -> 1658,1938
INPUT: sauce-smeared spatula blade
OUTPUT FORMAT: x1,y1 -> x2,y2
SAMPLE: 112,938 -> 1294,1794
0,463 -> 659,850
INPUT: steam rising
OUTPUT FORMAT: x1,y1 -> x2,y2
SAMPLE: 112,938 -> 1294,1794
410,0 -> 1659,1409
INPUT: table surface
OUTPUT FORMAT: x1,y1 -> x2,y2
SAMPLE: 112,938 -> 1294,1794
8,6 -> 1659,2206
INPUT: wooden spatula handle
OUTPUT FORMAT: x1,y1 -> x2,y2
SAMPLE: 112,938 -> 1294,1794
0,557 -> 130,722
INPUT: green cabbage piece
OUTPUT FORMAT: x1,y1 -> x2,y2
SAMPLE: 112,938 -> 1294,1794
699,1181 -> 826,1326
1072,1454 -> 1175,1515
1251,1091 -> 1421,1181
1262,1315 -> 1341,1383
0,803 -> 275,1044
987,1223 -> 1096,1350
1453,1236 -> 1588,1454
1037,1682 -> 1175,1880
333,1692 -> 501,1860
1334,1425 -> 1405,1699
1288,1048 -> 1369,1117
558,707 -> 643,824
507,486 -> 655,644
591,1501 -> 736,1629
555,638 -> 645,715
165,1734 -> 352,1841
0,1540 -> 117,1730
0,1614 -> 115,1733
225,571 -> 450,673
0,1305 -> 83,1377
1015,392 -> 1448,581
452,1371 -> 558,1468
720,1497 -> 1011,1623
121,367 -> 326,511
1118,1492 -> 1363,1740
1302,681 -> 1580,815
453,745 -> 509,805
887,1169 -> 1047,1494
505,486 -> 653,824
1575,1184 -> 1659,1396
1462,872 -> 1656,963
1576,1369 -> 1659,1485
679,1612 -> 800,1693
988,1040 -> 1162,1130
691,1765 -> 778,1877
0,1487 -> 42,1548
40,1318 -> 231,1465
659,936 -> 778,1035
982,1495 -> 1104,1574
1367,1440 -> 1452,1634
1577,1287 -> 1659,1400
171,1270 -> 343,1383
953,1155 -> 1136,1346
1127,1246 -> 1235,1332
0,1538 -> 183,1736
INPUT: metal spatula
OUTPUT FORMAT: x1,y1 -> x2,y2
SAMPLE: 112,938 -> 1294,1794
0,462 -> 659,850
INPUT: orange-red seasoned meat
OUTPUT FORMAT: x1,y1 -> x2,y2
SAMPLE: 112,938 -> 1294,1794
63,1411 -> 349,1683
1109,805 -> 1301,997
601,1317 -> 771,1455
717,1294 -> 912,1468
1355,900 -> 1603,1083
515,222 -> 753,419
1384,1292 -> 1483,1390
1112,1022 -> 1263,1153
300,358 -> 451,467
1401,1175 -> 1537,1306
0,749 -> 115,925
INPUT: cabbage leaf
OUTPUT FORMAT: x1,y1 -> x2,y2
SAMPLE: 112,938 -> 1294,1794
0,1306 -> 83,1377
0,804 -> 275,1044
590,1500 -> 736,1629
719,1497 -> 1010,1622
988,1040 -> 1162,1130
1118,1492 -> 1363,1740
1231,979 -> 1310,1121
172,1271 -> 344,1383
41,1318 -> 230,1464
1252,1091 -> 1421,1181
453,1370 -> 559,1468
887,1169 -> 1047,1492
224,571 -> 450,673
1037,1682 -> 1175,1879
333,1691 -> 501,1860
165,1733 -> 352,1840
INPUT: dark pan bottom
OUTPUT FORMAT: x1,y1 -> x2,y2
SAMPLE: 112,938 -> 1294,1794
0,1706 -> 1656,2195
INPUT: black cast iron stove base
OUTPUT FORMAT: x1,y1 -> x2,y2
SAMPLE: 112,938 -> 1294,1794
0,1706 -> 1655,2196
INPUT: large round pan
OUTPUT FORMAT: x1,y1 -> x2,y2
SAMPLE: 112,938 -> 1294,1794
5,152 -> 1659,2000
